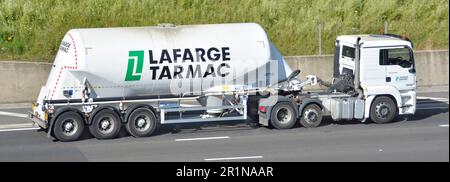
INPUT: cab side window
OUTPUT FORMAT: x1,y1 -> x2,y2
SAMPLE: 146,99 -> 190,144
342,45 -> 355,59
379,48 -> 413,68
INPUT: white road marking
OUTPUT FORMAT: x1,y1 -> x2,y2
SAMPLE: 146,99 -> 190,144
179,104 -> 201,107
0,111 -> 28,118
416,107 -> 449,110
417,101 -> 449,104
204,156 -> 263,161
0,127 -> 39,132
175,136 -> 230,141
439,124 -> 449,127
417,96 -> 448,100
0,103 -> 31,110
0,123 -> 35,129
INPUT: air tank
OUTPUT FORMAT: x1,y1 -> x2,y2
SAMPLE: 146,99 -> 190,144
36,23 -> 293,106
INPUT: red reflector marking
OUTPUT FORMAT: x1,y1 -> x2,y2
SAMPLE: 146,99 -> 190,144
259,106 -> 267,113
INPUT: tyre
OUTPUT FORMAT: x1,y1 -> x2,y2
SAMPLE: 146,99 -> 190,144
53,111 -> 85,142
126,107 -> 157,137
89,109 -> 121,139
299,104 -> 323,128
270,102 -> 297,129
370,96 -> 397,124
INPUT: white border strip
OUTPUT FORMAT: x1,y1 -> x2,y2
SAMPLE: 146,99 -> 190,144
0,127 -> 38,132
0,111 -> 28,118
439,124 -> 449,127
417,101 -> 449,104
416,107 -> 449,110
0,123 -> 34,129
205,156 -> 263,161
417,96 -> 448,100
175,136 -> 230,141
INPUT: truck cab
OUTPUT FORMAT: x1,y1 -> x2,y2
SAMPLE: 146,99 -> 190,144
334,34 -> 416,116
258,34 -> 417,129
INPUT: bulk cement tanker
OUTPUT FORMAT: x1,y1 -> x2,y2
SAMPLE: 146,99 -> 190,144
31,23 -> 299,141
30,23 -> 417,142
40,23 -> 292,101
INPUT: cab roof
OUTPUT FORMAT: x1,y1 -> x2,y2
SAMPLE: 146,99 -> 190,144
337,34 -> 413,48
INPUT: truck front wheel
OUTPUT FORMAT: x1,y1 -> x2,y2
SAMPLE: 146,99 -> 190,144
370,96 -> 397,124
53,111 -> 85,142
89,109 -> 121,140
126,108 -> 157,137
270,102 -> 297,129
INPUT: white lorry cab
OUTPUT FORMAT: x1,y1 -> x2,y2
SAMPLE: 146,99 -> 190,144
29,23 -> 416,142
336,34 -> 416,116
258,34 -> 416,128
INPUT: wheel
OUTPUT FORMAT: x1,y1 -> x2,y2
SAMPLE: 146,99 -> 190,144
53,111 -> 85,142
270,102 -> 297,129
89,109 -> 121,139
126,107 -> 157,137
299,104 -> 323,128
370,96 -> 397,124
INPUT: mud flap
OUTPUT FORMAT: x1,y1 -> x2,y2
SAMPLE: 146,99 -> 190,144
46,119 -> 54,138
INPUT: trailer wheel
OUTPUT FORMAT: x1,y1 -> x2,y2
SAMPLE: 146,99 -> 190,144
89,109 -> 121,139
126,108 -> 157,137
53,111 -> 85,142
370,96 -> 397,124
299,104 -> 323,128
270,102 -> 296,129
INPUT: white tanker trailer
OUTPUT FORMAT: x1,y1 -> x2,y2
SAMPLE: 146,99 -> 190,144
30,23 -> 417,142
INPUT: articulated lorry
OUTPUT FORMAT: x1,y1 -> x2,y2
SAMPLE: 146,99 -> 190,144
30,23 -> 417,141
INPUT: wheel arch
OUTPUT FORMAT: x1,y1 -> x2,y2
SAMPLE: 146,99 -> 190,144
364,86 -> 402,107
88,106 -> 122,125
298,99 -> 324,118
363,86 -> 402,119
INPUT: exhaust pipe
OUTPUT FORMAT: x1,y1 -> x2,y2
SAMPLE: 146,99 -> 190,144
354,37 -> 363,99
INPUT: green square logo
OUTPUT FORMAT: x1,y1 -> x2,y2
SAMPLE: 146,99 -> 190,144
125,50 -> 144,81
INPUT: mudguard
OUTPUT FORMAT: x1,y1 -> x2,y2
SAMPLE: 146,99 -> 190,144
298,98 -> 324,117
123,104 -> 157,124
88,106 -> 122,125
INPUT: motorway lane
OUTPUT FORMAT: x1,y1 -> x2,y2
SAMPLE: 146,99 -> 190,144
417,91 -> 449,99
0,111 -> 447,162
0,92 -> 448,161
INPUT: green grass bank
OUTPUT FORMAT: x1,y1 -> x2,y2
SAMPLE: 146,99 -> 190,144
0,0 -> 448,62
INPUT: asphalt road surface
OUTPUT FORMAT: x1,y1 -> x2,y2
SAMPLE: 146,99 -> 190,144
0,91 -> 447,162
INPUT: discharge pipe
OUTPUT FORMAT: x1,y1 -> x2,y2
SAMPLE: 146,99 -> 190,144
354,37 -> 363,99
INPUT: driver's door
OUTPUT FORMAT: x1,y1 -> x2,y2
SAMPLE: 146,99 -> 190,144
380,47 -> 416,91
